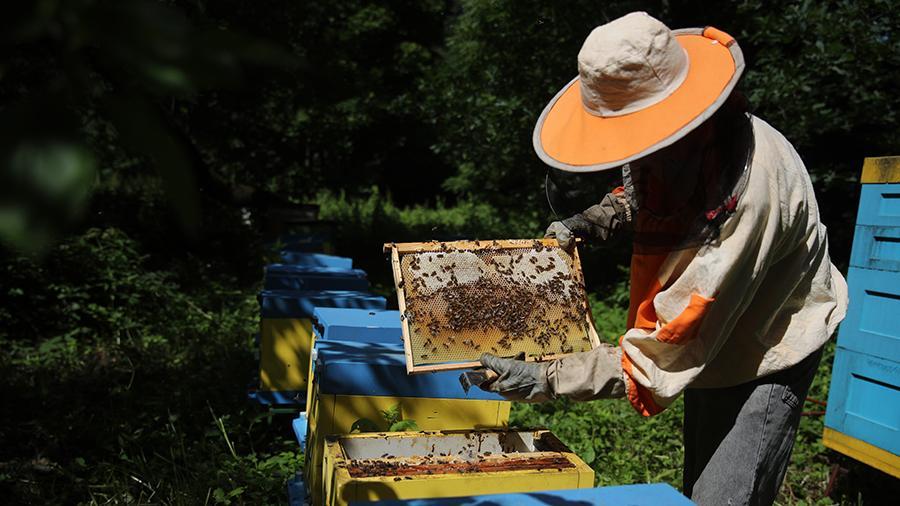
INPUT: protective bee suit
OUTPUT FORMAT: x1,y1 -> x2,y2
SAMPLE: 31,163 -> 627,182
479,12 -> 848,506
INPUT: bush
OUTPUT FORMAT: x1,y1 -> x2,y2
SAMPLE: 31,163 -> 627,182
0,227 -> 299,504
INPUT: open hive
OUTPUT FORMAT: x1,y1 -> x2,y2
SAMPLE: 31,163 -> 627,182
385,239 -> 600,372
322,429 -> 594,506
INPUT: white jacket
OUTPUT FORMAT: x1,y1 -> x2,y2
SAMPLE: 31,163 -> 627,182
548,116 -> 848,415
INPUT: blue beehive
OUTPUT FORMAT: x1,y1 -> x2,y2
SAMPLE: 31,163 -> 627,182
263,264 -> 369,291
824,157 -> 900,478
359,483 -> 694,506
280,251 -> 353,268
300,309 -> 404,438
253,290 -> 388,406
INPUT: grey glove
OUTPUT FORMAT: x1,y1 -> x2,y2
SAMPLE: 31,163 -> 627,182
544,221 -> 576,251
479,353 -> 553,403
549,192 -> 633,246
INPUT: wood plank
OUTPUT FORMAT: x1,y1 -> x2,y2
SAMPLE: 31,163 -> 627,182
823,427 -> 900,478
861,156 -> 900,184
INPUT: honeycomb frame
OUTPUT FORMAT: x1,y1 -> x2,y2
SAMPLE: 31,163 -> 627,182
385,239 -> 601,373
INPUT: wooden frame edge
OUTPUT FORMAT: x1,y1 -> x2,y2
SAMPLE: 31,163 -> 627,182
388,247 -> 416,375
386,238 -> 561,254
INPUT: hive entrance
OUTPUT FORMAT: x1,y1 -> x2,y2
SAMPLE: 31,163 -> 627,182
386,239 -> 600,373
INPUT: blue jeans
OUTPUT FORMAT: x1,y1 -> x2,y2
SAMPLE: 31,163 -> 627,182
683,347 -> 823,505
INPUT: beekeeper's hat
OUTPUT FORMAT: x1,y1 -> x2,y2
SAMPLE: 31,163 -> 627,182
534,12 -> 744,172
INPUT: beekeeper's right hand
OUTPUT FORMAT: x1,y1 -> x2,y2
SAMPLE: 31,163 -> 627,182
544,221 -> 576,251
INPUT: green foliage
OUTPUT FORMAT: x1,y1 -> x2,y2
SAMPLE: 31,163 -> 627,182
0,227 -> 300,503
317,187 -> 542,287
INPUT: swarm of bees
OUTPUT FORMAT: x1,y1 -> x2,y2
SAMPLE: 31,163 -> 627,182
397,241 -> 594,365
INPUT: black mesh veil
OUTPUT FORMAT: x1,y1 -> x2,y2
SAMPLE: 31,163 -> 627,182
545,168 -> 621,220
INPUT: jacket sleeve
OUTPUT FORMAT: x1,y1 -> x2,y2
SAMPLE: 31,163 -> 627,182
561,189 -> 632,242
619,189 -> 781,416
546,344 -> 626,401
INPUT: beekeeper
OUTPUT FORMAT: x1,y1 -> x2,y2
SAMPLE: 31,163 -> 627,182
478,12 -> 848,505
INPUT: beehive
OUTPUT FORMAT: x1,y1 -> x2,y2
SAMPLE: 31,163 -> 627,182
824,156 -> 900,478
304,341 -> 510,505
257,290 -> 386,404
385,239 -> 600,372
363,483 -> 695,505
264,264 -> 370,291
304,308 -> 405,409
322,429 -> 594,506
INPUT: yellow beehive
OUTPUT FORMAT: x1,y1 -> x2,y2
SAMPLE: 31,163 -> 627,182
305,341 -> 510,505
322,429 -> 595,506
257,290 -> 386,399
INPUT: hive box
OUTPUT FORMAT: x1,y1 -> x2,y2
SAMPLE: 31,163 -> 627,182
361,483 -> 694,505
257,290 -> 387,404
824,157 -> 900,478
322,429 -> 593,506
305,341 -> 510,505
264,264 -> 369,291
304,308 -> 405,409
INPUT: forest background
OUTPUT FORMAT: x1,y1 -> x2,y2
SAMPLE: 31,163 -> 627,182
1,0 -> 898,504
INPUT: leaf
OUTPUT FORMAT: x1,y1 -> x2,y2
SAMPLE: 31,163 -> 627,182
380,404 -> 402,426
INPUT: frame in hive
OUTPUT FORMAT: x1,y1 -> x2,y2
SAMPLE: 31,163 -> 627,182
385,239 -> 601,373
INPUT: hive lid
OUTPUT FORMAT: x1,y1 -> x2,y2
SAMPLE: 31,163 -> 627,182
312,308 -> 402,342
314,341 -> 503,400
259,290 -> 387,319
385,239 -> 601,373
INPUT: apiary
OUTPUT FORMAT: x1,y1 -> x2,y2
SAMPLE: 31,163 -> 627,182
264,264 -> 370,291
305,341 -> 510,505
385,239 -> 600,372
322,429 -> 594,506
280,251 -> 353,268
258,290 -> 387,404
363,483 -> 695,505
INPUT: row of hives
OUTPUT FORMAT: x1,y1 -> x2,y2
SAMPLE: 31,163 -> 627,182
248,240 -> 688,505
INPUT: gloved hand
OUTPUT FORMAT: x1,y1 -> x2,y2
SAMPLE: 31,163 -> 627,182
544,221 -> 576,251
479,353 -> 553,402
545,191 -> 633,249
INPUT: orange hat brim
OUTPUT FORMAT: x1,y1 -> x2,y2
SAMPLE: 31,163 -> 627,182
534,27 -> 745,173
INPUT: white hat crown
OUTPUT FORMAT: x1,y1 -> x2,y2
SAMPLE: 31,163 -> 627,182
578,12 -> 689,117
